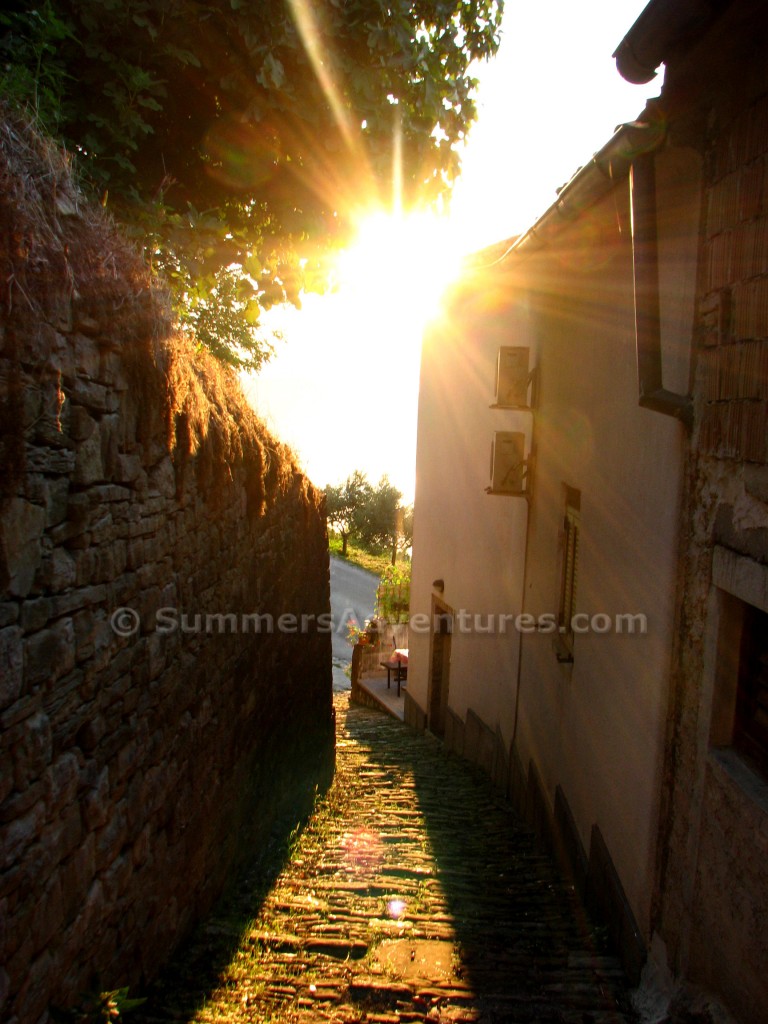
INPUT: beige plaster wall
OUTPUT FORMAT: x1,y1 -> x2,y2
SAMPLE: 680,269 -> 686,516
409,269 -> 531,744
411,151 -> 697,941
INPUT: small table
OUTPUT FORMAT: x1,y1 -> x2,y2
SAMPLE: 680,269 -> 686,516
381,649 -> 408,697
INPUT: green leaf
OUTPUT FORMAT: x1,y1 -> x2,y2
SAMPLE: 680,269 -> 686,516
163,43 -> 202,67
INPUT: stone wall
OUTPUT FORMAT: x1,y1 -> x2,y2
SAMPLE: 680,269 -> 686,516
0,114 -> 334,1021
651,5 -> 768,1021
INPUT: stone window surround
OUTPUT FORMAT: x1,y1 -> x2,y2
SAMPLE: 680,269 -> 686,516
706,544 -> 768,812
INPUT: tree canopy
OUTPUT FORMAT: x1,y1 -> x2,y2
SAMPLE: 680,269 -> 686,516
1,0 -> 503,369
325,470 -> 371,556
325,470 -> 410,560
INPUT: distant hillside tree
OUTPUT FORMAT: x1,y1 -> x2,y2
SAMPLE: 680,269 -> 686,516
325,470 -> 372,557
356,475 -> 404,561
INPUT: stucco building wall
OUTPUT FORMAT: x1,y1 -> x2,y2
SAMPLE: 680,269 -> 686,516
513,173 -> 690,949
408,273 -> 530,753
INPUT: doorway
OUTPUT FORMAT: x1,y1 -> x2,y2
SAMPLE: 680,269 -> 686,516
428,598 -> 452,736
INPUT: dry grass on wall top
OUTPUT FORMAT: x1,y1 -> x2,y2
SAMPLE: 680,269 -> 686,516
0,105 -> 316,517
0,104 -> 168,341
163,330 -> 306,516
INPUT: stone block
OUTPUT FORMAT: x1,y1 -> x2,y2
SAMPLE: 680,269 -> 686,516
68,376 -> 107,413
147,633 -> 167,681
149,456 -> 176,499
31,876 -> 64,951
0,692 -> 39,732
0,800 -> 46,871
0,627 -> 23,710
0,770 -> 11,811
13,711 -> 52,789
67,404 -> 96,443
96,546 -> 117,583
100,852 -> 132,904
0,499 -> 46,598
0,897 -> 7,961
745,464 -> 768,504
112,539 -> 127,578
82,767 -> 110,830
129,826 -> 150,870
74,313 -> 100,337
17,320 -> 59,370
57,802 -> 84,862
0,778 -> 48,824
49,584 -> 105,619
74,548 -> 97,587
49,753 -> 81,809
0,968 -> 9,1015
89,513 -> 114,546
60,833 -> 95,926
13,948 -> 52,1024
80,878 -> 105,938
44,477 -> 70,528
73,608 -> 96,662
115,452 -> 143,485
100,413 -> 120,477
24,445 -> 76,475
76,714 -> 106,754
72,335 -> 102,380
86,484 -> 131,505
0,604 -> 19,629
24,618 -> 75,687
73,426 -> 104,485
33,406 -> 72,449
66,492 -> 89,527
95,807 -> 128,871
44,672 -> 86,743
47,517 -> 83,548
48,548 -> 77,591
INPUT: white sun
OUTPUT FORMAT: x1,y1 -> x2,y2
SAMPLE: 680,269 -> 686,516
335,209 -> 463,348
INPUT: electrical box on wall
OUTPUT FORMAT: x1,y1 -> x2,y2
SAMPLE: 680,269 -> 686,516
488,431 -> 528,495
493,346 -> 533,408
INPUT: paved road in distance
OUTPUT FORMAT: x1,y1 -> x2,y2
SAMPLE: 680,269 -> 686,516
329,555 -> 378,689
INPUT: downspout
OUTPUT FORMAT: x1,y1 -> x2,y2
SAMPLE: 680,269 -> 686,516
630,151 -> 693,428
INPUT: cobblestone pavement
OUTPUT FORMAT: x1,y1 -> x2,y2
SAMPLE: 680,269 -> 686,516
136,694 -> 635,1023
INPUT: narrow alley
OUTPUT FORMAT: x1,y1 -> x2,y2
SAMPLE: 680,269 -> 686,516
135,695 -> 634,1023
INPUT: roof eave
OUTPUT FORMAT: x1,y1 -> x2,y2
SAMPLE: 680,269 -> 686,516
613,0 -> 731,84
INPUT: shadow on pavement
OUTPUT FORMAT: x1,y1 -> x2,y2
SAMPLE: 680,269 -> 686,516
341,701 -> 632,1022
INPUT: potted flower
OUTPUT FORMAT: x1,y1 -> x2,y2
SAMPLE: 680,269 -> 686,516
346,619 -> 369,646
365,617 -> 380,645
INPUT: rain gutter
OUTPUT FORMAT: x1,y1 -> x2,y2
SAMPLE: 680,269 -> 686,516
613,0 -> 731,84
507,118 -> 664,258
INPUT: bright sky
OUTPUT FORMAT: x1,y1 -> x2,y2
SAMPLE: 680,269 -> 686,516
241,0 -> 662,503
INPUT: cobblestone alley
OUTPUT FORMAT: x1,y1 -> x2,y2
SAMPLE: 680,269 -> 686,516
136,694 -> 635,1023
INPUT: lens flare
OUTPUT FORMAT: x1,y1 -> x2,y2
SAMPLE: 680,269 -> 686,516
335,209 -> 464,341
340,829 -> 383,872
387,898 -> 407,919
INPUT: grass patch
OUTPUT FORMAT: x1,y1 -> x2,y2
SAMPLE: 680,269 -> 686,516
328,536 -> 394,577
